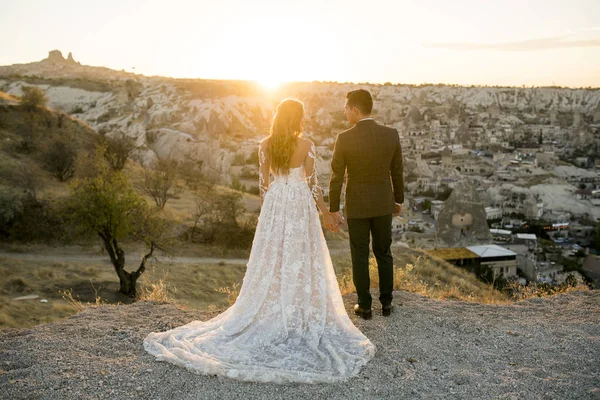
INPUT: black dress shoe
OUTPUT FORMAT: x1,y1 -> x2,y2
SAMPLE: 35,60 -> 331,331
382,304 -> 394,316
353,304 -> 372,320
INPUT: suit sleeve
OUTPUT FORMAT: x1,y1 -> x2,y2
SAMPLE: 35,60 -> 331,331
328,134 -> 345,213
390,129 -> 404,204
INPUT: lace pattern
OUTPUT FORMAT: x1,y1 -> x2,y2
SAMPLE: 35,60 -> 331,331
258,144 -> 270,203
305,143 -> 321,202
143,142 -> 376,384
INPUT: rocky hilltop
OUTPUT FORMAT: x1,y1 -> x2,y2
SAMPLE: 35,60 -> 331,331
0,50 -> 133,80
0,290 -> 598,399
44,50 -> 80,66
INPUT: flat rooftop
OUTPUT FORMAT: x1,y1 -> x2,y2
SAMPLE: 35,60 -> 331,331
466,244 -> 517,258
425,248 -> 480,260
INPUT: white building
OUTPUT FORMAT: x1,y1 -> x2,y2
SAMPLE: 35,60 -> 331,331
392,216 -> 408,233
490,229 -> 512,242
466,245 -> 518,278
485,207 -> 503,220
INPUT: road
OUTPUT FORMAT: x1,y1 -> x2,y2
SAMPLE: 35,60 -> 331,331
0,247 -> 353,266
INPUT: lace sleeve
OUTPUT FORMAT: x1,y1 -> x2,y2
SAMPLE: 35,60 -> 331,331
258,143 -> 270,204
305,143 -> 321,202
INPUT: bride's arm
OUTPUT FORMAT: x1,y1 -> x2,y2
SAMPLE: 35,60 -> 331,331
258,141 -> 270,208
304,143 -> 329,215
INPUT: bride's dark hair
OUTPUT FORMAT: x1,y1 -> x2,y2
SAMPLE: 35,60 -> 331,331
265,98 -> 304,175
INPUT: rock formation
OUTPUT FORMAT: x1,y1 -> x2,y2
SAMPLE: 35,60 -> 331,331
43,50 -> 79,65
436,178 -> 492,247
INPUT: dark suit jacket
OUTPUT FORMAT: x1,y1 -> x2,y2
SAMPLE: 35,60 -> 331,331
329,119 -> 404,219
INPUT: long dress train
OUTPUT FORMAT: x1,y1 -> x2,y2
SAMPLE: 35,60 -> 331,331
142,145 -> 375,384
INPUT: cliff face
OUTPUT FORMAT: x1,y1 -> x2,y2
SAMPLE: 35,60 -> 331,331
0,290 -> 598,399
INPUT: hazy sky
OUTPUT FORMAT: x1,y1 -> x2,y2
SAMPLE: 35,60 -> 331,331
1,0 -> 599,87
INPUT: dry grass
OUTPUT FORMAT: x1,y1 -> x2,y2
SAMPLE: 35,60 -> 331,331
0,91 -> 19,104
1,242 -> 591,330
337,251 -> 508,304
211,246 -> 510,307
215,282 -> 241,306
136,268 -> 174,303
334,247 -> 589,304
504,280 -> 589,301
59,283 -> 110,311
0,256 -> 248,329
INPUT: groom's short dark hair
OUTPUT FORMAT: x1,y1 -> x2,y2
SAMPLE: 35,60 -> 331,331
346,89 -> 373,115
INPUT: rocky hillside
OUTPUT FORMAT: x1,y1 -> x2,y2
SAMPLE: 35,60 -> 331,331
1,51 -> 599,186
0,290 -> 598,400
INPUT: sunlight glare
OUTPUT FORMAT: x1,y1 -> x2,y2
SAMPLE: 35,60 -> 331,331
255,76 -> 286,91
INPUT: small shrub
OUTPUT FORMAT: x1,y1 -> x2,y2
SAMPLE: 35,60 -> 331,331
246,151 -> 259,166
97,132 -> 137,171
41,135 -> 77,181
247,186 -> 260,196
8,277 -> 30,294
20,86 -> 48,112
232,153 -> 246,166
0,186 -> 25,237
239,166 -> 259,179
59,288 -> 85,311
230,176 -> 244,191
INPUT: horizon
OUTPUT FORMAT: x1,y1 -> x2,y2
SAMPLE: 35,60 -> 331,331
1,0 -> 600,89
5,50 -> 600,90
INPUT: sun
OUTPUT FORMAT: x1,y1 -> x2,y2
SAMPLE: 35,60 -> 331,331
255,76 -> 286,91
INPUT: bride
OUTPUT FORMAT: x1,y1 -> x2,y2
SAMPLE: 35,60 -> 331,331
143,99 -> 376,384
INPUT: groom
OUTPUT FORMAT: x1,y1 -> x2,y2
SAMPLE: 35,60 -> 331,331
328,89 -> 404,319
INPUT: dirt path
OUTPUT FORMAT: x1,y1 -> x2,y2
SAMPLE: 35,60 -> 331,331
0,251 -> 251,266
0,246 -> 356,266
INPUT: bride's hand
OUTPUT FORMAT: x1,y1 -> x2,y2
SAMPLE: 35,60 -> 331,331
323,212 -> 338,232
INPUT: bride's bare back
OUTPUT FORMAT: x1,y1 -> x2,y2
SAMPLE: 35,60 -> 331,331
258,137 -> 328,214
260,137 -> 313,172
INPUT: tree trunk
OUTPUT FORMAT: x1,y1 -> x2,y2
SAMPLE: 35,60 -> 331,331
99,232 -> 156,298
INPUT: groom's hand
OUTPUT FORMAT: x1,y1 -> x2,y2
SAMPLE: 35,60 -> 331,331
393,203 -> 402,217
332,211 -> 344,230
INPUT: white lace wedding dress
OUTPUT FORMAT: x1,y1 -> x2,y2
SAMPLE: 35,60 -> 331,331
143,144 -> 375,384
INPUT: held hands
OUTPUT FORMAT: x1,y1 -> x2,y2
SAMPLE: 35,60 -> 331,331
323,211 -> 344,232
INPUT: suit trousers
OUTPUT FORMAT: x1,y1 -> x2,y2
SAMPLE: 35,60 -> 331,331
346,214 -> 394,309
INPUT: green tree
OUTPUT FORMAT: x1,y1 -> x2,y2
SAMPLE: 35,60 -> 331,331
20,86 -> 48,112
67,162 -> 170,296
